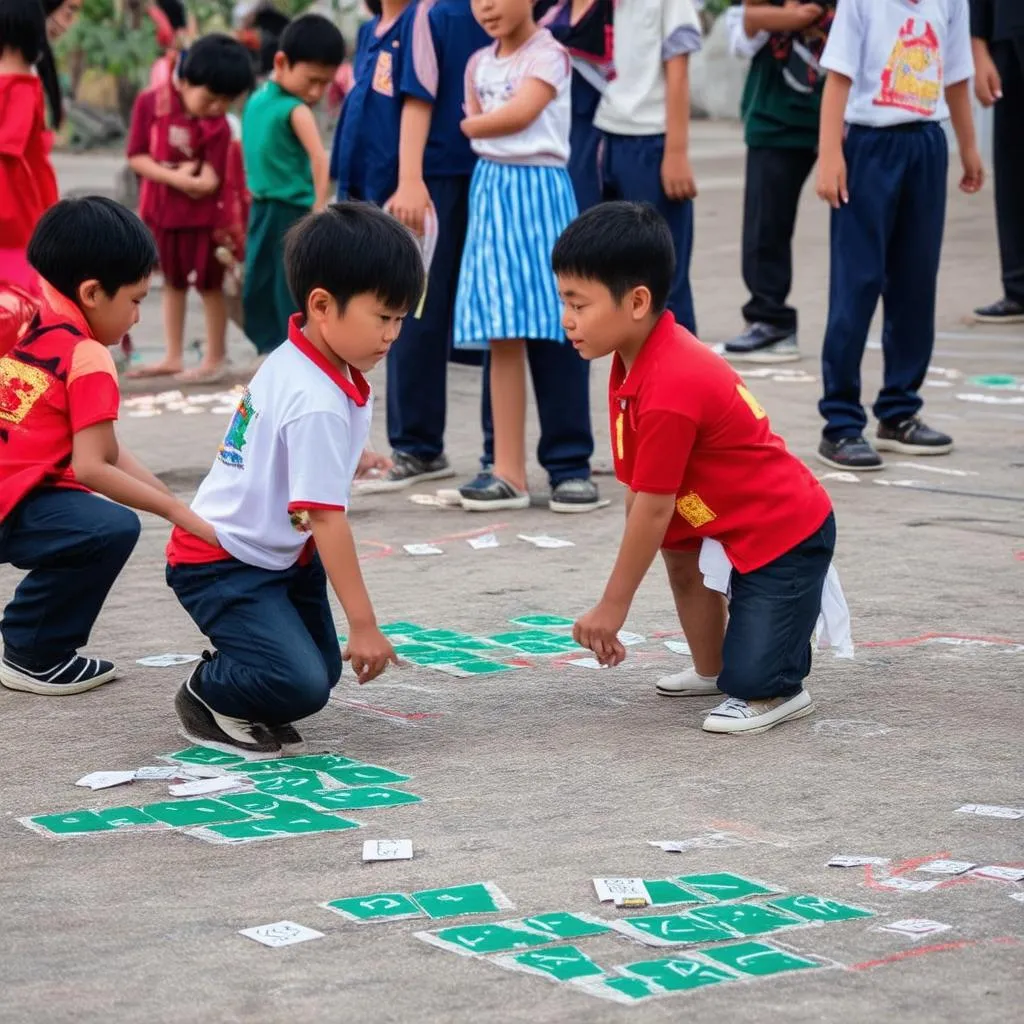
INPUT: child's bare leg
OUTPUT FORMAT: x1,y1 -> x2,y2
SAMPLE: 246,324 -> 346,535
663,547 -> 727,678
127,285 -> 186,377
490,338 -> 528,491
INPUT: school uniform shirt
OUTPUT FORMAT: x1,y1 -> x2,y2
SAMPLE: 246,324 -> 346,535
165,315 -> 372,571
821,0 -> 973,126
593,0 -> 702,136
331,6 -> 416,203
401,0 -> 491,177
242,81 -> 314,207
0,281 -> 120,522
126,85 -> 231,230
537,0 -> 615,123
609,311 -> 833,574
464,29 -> 571,166
0,74 -> 59,250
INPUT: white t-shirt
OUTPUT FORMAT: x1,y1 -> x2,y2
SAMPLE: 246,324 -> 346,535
190,317 -> 372,571
821,0 -> 973,127
464,28 -> 571,167
594,0 -> 703,136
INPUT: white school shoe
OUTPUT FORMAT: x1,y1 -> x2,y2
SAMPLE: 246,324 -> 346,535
655,666 -> 721,697
701,690 -> 814,735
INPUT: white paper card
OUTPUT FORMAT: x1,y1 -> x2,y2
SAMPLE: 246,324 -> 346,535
878,919 -> 952,938
879,877 -> 941,893
403,543 -> 443,556
616,631 -> 646,646
649,833 -> 748,853
168,777 -> 245,798
955,804 -> 1024,819
828,855 -> 891,868
593,878 -> 649,903
362,839 -> 413,861
917,860 -> 976,875
75,771 -> 135,790
239,921 -> 325,948
663,640 -> 691,656
565,657 -> 606,670
1009,892 -> 1024,904
517,534 -> 575,549
135,653 -> 201,667
467,533 -> 499,550
971,866 -> 1024,882
134,766 -> 191,781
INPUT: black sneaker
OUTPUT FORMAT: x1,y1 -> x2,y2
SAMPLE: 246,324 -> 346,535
268,723 -> 307,756
549,478 -> 601,513
459,474 -> 530,511
174,657 -> 281,760
972,298 -> 1024,324
876,416 -> 953,456
354,451 -> 456,494
0,653 -> 117,695
816,435 -> 884,471
723,322 -> 801,364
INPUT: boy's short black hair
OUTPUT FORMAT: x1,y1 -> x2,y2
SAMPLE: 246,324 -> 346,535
285,202 -> 424,316
278,13 -> 345,67
28,197 -> 159,302
180,33 -> 256,97
552,202 -> 675,313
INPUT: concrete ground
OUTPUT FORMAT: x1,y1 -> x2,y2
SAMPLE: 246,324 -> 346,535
2,123 -> 1022,1023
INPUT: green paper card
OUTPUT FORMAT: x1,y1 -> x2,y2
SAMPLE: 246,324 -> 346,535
326,892 -> 425,922
489,630 -> 561,645
225,761 -> 312,775
644,880 -> 708,906
583,977 -> 659,1003
615,913 -> 734,947
196,811 -> 360,842
393,643 -> 445,658
380,622 -> 426,635
685,903 -> 803,938
404,648 -> 479,666
164,746 -> 245,766
702,941 -> 822,977
97,807 -> 162,829
216,793 -> 317,819
426,923 -> 554,955
519,912 -> 611,939
438,659 -> 519,676
273,754 -> 363,773
510,615 -> 574,627
767,895 -> 874,923
28,810 -> 116,835
506,945 -> 604,982
322,765 -> 410,786
307,787 -> 423,810
435,637 -> 502,651
414,629 -> 472,643
676,872 -> 779,901
505,640 -> 576,655
141,799 -> 254,827
252,770 -> 325,798
412,882 -> 508,919
623,957 -> 738,992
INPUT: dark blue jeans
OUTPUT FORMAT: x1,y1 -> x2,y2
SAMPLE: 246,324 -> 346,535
0,489 -> 140,668
717,512 -> 836,702
166,554 -> 342,725
819,123 -> 947,440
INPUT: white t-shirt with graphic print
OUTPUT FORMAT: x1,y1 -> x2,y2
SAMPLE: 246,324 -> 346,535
464,28 -> 571,167
821,0 -> 973,127
190,317 -> 372,571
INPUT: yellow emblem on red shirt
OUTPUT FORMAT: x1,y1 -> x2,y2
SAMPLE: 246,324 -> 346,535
676,491 -> 717,528
736,383 -> 767,420
615,411 -> 624,460
0,357 -> 49,425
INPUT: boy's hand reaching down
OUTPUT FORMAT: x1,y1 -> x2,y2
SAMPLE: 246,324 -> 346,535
574,603 -> 628,668
959,146 -> 984,194
816,151 -> 848,208
344,626 -> 399,684
355,448 -> 393,480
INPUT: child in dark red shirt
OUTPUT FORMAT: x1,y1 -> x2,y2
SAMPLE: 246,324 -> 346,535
126,33 -> 254,383
553,201 -> 837,736
0,197 -> 216,696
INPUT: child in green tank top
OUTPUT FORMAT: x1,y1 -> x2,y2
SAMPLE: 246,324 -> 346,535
241,13 -> 345,356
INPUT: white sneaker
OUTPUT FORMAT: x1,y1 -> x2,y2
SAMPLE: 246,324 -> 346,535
702,690 -> 814,735
656,666 -> 721,697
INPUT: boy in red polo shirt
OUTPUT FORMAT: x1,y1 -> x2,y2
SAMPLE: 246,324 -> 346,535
0,197 -> 217,695
553,201 -> 836,735
126,33 -> 254,383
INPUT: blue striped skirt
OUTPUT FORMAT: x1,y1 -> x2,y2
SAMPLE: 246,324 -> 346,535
453,159 -> 578,349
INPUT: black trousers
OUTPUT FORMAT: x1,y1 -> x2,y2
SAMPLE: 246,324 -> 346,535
741,145 -> 818,332
992,37 -> 1024,305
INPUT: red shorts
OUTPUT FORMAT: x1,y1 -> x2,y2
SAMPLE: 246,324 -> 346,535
152,227 -> 224,292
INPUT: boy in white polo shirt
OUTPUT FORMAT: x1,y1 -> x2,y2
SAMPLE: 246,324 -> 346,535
815,0 -> 984,472
165,202 -> 424,758
594,0 -> 702,332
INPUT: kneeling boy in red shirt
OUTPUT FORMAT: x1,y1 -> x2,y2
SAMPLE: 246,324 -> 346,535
553,201 -> 836,735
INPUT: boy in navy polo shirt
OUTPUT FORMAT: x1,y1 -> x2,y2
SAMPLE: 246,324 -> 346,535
553,202 -> 836,736
815,0 -> 983,471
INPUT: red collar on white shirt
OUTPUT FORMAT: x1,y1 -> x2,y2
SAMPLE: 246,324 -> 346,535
287,313 -> 371,407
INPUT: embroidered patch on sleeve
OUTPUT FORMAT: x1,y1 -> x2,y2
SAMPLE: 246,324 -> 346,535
0,357 -> 50,425
218,389 -> 255,468
736,384 -> 767,420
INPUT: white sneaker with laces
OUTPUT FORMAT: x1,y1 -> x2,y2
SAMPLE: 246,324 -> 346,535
701,690 -> 814,735
655,666 -> 721,697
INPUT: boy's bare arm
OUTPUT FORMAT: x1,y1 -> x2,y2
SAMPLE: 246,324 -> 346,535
744,1 -> 824,36
72,421 -> 217,543
290,105 -> 331,211
972,36 -> 1002,106
386,98 -> 434,235
127,155 -> 216,198
816,71 -> 852,208
307,508 -> 398,684
574,491 -> 677,666
663,54 -> 697,201
946,79 -> 984,193
461,79 -> 555,139
115,446 -> 173,496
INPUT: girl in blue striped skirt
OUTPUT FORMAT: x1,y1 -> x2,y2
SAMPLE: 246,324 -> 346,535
454,0 -> 578,511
